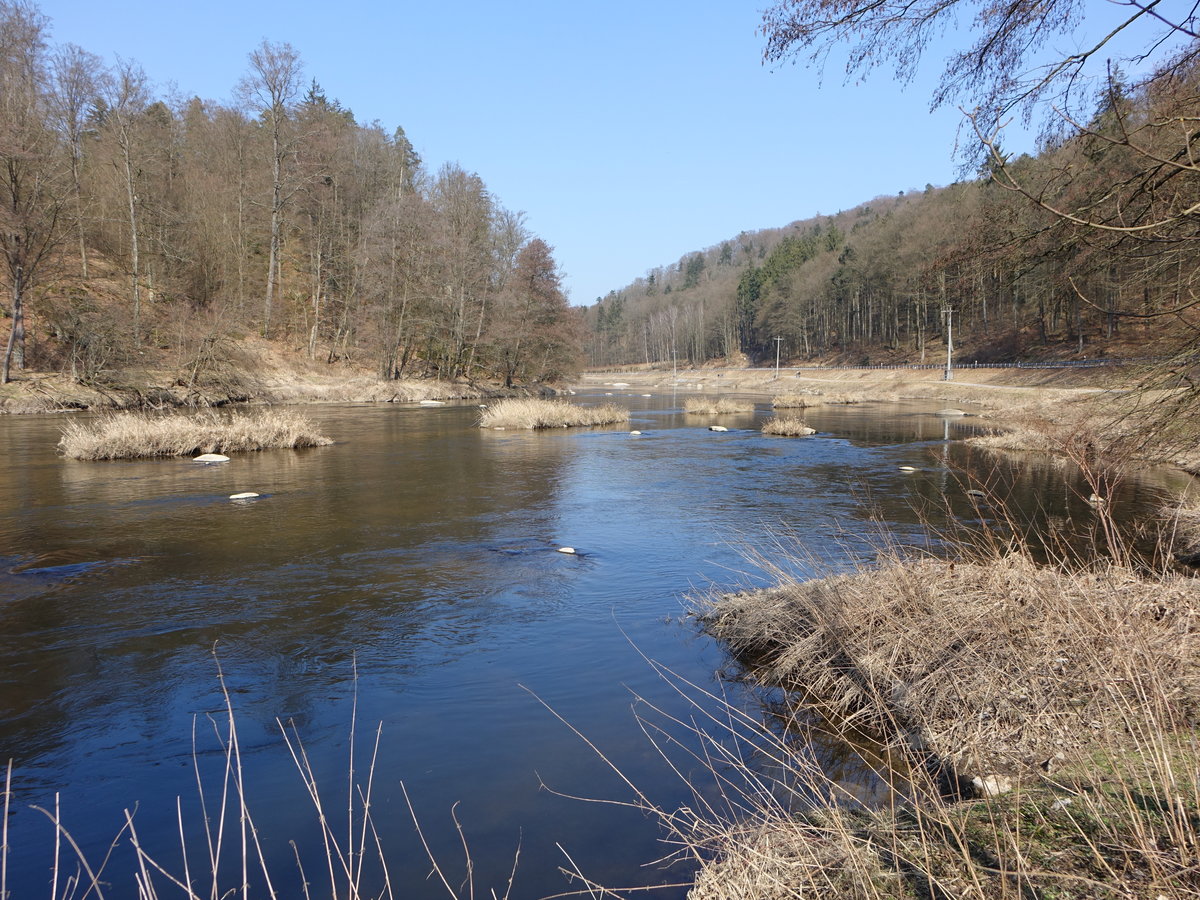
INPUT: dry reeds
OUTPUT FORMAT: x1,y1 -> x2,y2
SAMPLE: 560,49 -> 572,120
478,397 -> 629,429
771,393 -> 819,409
684,397 -> 755,415
679,541 -> 1200,899
762,416 -> 817,437
58,410 -> 333,460
4,657 -> 512,900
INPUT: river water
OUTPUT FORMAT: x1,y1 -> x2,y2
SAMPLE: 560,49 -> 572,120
0,393 -> 1191,898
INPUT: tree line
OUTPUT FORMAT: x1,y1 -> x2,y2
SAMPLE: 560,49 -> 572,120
0,1 -> 583,387
586,2 -> 1200,372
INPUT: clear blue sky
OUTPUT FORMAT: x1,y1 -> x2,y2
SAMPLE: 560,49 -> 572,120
38,0 -> 1031,305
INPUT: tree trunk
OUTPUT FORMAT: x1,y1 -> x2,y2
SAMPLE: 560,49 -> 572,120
2,270 -> 24,384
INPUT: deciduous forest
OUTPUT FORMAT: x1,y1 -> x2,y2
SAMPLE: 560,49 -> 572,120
0,1 -> 582,390
586,1 -> 1200,373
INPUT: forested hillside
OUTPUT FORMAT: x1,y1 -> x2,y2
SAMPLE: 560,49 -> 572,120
587,4 -> 1200,371
0,2 -> 582,390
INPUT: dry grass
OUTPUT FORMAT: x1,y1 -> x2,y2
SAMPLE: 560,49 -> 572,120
702,553 -> 1200,781
260,376 -> 475,405
58,409 -> 333,460
684,397 -> 755,415
678,542 -> 1200,900
762,416 -> 817,437
771,393 -> 819,409
477,397 -> 629,429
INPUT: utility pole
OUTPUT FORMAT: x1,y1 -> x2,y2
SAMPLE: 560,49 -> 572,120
943,308 -> 954,381
774,336 -> 783,379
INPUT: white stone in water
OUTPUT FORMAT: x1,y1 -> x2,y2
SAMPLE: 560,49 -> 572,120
899,466 -> 918,472
966,488 -> 987,498
419,399 -> 446,406
229,492 -> 260,500
709,425 -> 729,432
612,382 -> 630,388
937,408 -> 967,417
630,430 -> 642,435
193,453 -> 230,463
557,547 -> 576,554
641,393 -> 652,397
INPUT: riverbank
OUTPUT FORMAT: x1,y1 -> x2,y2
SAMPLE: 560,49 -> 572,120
580,363 -> 1200,473
691,546 -> 1200,899
0,336 -> 484,413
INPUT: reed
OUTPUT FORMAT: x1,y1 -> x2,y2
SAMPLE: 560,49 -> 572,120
673,530 -> 1200,899
4,657 -> 512,900
478,397 -> 629,429
761,415 -> 816,436
770,393 -> 818,409
683,397 -> 754,415
58,410 -> 333,460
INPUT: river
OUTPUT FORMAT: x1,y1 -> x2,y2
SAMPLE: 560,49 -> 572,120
0,393 -> 1190,898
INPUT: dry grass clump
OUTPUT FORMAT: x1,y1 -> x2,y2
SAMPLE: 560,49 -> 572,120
58,409 -> 333,460
770,393 -> 819,409
677,547 -> 1200,899
761,416 -> 817,437
477,397 -> 629,429
684,397 -> 755,415
1163,496 -> 1200,565
702,553 -> 1200,781
688,813 -> 902,900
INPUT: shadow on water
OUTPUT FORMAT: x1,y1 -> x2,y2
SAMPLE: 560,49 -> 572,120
0,396 -> 1191,897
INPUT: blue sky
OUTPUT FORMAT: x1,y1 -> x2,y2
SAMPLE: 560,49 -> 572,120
38,0 -> 1031,305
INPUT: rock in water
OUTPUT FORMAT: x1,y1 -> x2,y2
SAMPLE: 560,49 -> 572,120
229,492 -> 260,500
557,547 -> 577,554
936,408 -> 967,417
193,453 -> 230,463
709,425 -> 729,432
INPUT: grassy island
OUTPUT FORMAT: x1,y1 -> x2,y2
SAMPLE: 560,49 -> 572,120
683,397 -> 755,415
761,415 -> 817,436
58,409 -> 333,460
478,397 -> 629,429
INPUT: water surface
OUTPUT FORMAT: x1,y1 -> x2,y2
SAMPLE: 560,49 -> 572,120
0,394 -> 1188,897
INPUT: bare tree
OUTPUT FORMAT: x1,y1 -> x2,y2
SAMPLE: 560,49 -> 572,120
0,0 -> 65,383
105,58 -> 151,345
238,40 -> 303,337
48,43 -> 103,278
761,0 -> 1198,139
